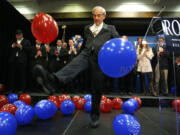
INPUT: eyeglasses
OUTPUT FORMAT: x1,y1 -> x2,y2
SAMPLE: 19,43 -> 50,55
92,14 -> 104,17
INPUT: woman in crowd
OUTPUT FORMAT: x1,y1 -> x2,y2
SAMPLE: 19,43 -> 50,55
137,40 -> 158,96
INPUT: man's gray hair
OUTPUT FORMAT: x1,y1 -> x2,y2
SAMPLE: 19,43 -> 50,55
92,6 -> 106,15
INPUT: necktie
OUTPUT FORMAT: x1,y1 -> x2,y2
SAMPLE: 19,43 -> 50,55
93,26 -> 98,37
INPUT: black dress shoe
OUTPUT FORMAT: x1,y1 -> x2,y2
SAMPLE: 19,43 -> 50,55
90,119 -> 100,128
33,65 -> 59,95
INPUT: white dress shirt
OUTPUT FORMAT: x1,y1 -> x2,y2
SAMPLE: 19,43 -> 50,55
90,22 -> 103,37
15,38 -> 23,57
57,46 -> 61,52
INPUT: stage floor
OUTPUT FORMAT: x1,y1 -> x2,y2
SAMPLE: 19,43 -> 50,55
15,107 -> 179,135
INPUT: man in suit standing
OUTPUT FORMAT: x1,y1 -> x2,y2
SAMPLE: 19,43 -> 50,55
49,39 -> 68,72
33,6 -> 119,128
152,37 -> 170,96
68,39 -> 77,62
8,29 -> 31,93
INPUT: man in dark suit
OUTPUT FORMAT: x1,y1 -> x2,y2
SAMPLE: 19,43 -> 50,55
28,40 -> 47,90
8,29 -> 31,93
68,39 -> 77,62
152,37 -> 170,96
49,39 -> 68,72
33,6 -> 119,128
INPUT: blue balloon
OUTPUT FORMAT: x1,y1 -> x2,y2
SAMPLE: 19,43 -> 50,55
128,98 -> 138,110
122,100 -> 136,114
113,114 -> 141,135
98,38 -> 137,78
13,100 -> 26,108
84,101 -> 92,113
60,100 -> 75,115
0,112 -> 17,135
35,100 -> 57,120
7,93 -> 18,103
15,105 -> 34,125
84,94 -> 92,102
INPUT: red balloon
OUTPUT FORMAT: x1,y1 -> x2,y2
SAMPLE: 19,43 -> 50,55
58,94 -> 71,107
101,95 -> 107,101
0,84 -> 5,92
100,98 -> 113,112
48,98 -> 60,109
172,99 -> 180,112
19,93 -> 32,105
31,12 -> 58,44
132,96 -> 142,108
72,96 -> 80,104
0,95 -> 9,108
64,94 -> 71,100
48,95 -> 58,101
75,98 -> 86,110
112,97 -> 123,109
0,104 -> 17,115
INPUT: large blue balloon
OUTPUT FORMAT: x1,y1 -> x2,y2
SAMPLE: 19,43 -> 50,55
84,94 -> 92,102
113,114 -> 141,135
13,100 -> 26,108
122,100 -> 137,114
0,112 -> 17,135
7,93 -> 18,104
84,101 -> 92,113
34,100 -> 57,120
60,100 -> 75,115
15,105 -> 34,125
98,38 -> 137,78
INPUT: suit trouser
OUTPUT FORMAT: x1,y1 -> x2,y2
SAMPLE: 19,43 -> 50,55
9,60 -> 26,91
154,63 -> 168,94
55,50 -> 104,119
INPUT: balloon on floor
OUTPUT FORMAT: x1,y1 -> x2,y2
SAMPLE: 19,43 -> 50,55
84,94 -> 92,102
19,93 -> 32,105
0,95 -> 9,108
132,96 -> 142,108
112,97 -> 123,109
0,104 -> 17,115
122,100 -> 136,114
113,114 -> 141,135
34,100 -> 57,119
172,99 -> 180,112
98,38 -> 137,78
7,93 -> 18,104
84,101 -> 92,113
60,100 -> 75,115
0,112 -> 17,135
13,100 -> 26,108
15,105 -> 34,125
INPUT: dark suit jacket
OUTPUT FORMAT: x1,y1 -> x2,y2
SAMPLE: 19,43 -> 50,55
29,45 -> 48,69
82,23 -> 119,57
9,38 -> 31,65
152,45 -> 170,70
49,46 -> 69,72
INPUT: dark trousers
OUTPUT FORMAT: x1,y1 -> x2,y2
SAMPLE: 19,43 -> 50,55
8,60 -> 26,92
140,72 -> 153,93
119,70 -> 134,93
55,50 -> 104,119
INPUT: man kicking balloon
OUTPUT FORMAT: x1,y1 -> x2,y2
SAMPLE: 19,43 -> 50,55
33,6 -> 119,128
